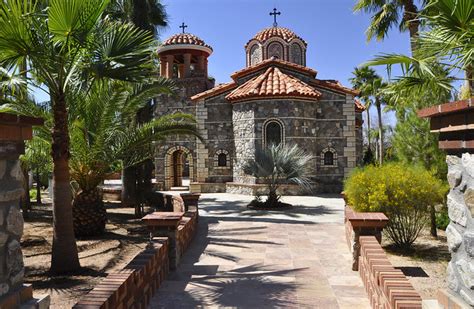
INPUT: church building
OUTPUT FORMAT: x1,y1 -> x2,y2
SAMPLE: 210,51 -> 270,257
154,13 -> 364,194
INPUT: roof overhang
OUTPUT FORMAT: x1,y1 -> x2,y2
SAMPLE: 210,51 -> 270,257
158,44 -> 213,56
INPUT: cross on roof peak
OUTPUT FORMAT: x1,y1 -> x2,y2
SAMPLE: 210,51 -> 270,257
179,22 -> 188,33
269,8 -> 281,27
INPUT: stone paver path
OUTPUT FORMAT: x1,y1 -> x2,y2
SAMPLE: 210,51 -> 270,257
149,194 -> 370,308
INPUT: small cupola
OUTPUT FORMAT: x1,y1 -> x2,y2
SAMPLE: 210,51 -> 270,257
158,23 -> 213,79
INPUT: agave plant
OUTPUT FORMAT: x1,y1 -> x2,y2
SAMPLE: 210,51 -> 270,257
243,144 -> 313,207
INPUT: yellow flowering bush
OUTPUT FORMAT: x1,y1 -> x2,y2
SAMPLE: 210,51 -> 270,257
344,163 -> 447,248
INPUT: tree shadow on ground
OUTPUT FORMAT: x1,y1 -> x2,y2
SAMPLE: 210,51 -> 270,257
197,196 -> 340,226
152,216 -> 305,308
383,238 -> 450,263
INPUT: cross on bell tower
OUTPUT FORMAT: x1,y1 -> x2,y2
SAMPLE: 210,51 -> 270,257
179,22 -> 188,33
270,8 -> 281,27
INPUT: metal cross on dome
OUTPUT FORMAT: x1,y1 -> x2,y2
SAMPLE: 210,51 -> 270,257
270,8 -> 281,27
179,22 -> 188,33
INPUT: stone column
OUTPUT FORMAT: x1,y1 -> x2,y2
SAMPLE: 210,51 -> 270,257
0,113 -> 49,308
197,56 -> 206,76
166,55 -> 174,79
444,154 -> 474,306
183,53 -> 191,78
159,57 -> 166,77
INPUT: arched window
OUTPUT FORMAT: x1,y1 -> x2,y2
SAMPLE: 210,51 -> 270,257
250,44 -> 262,66
324,151 -> 334,166
321,146 -> 338,167
267,42 -> 284,59
218,153 -> 227,167
264,120 -> 284,147
214,149 -> 230,168
291,43 -> 302,65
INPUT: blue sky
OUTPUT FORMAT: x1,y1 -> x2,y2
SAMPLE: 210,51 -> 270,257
159,0 -> 412,86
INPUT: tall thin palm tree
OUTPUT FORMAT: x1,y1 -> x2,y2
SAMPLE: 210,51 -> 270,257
354,0 -> 424,53
0,0 -> 157,274
350,67 -> 376,151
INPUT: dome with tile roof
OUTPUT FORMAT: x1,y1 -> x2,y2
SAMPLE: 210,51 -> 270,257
159,33 -> 213,55
248,27 -> 307,47
245,27 -> 307,68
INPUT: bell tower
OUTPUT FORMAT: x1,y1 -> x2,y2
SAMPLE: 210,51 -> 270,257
157,26 -> 214,96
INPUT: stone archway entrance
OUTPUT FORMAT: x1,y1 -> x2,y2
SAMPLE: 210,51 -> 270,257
165,146 -> 193,190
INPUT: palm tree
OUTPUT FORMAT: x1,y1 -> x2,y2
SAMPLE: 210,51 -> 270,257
350,67 -> 376,151
107,0 -> 168,35
350,67 -> 386,164
354,0 -> 424,52
365,0 -> 474,95
107,0 -> 169,209
243,144 -> 313,207
69,80 -> 200,235
0,0 -> 157,274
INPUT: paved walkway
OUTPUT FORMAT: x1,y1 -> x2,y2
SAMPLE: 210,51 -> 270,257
149,194 -> 370,308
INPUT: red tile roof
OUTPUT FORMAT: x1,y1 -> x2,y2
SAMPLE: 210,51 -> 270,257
246,27 -> 307,47
225,67 -> 321,102
231,57 -> 317,80
162,33 -> 212,50
190,82 -> 237,101
310,79 -> 359,96
355,99 -> 366,112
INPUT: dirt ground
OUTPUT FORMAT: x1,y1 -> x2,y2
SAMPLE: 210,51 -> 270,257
22,197 -> 150,308
384,229 -> 449,300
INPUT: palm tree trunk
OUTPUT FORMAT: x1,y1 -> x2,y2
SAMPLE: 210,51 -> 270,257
50,91 -> 80,274
466,65 -> 473,96
36,170 -> 42,205
376,99 -> 383,165
122,165 -> 137,207
366,108 -> 372,150
401,0 -> 420,53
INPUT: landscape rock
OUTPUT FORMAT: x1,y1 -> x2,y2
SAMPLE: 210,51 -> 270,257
6,207 -> 23,237
448,195 -> 468,227
462,153 -> 474,178
447,262 -> 459,291
6,240 -> 24,277
446,224 -> 463,252
460,289 -> 474,307
0,189 -> 23,203
448,169 -> 463,189
464,232 -> 474,257
9,161 -> 22,181
464,188 -> 474,216
456,259 -> 474,289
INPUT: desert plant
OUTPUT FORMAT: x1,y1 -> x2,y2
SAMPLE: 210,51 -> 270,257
243,144 -> 313,207
344,163 -> 447,249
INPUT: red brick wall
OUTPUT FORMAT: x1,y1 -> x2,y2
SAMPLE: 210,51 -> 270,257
177,209 -> 198,259
73,238 -> 169,309
359,236 -> 422,309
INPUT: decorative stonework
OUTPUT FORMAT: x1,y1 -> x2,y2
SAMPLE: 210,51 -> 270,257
320,144 -> 338,167
0,113 -> 49,308
445,154 -> 474,306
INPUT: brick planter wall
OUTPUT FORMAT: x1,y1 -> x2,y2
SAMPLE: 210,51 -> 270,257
74,197 -> 200,308
74,238 -> 169,308
359,236 -> 422,309
345,206 -> 389,270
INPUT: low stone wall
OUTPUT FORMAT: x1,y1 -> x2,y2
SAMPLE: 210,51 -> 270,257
73,238 -> 169,308
225,182 -> 307,196
359,236 -> 422,309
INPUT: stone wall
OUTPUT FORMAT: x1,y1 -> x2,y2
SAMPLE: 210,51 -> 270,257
0,113 -> 49,308
445,154 -> 474,306
0,158 -> 25,298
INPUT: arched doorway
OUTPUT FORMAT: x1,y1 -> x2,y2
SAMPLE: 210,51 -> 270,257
165,146 -> 193,190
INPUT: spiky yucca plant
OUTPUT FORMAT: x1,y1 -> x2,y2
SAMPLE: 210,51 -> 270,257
243,144 -> 313,207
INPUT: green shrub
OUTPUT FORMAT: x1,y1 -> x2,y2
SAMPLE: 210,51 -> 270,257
29,188 -> 37,201
344,163 -> 447,249
436,208 -> 450,230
